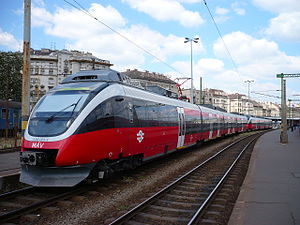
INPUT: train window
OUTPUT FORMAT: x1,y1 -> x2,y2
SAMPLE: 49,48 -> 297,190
134,102 -> 147,127
81,100 -> 115,132
1,108 -> 9,119
95,101 -> 113,119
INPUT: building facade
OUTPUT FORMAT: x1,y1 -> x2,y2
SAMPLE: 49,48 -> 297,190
29,48 -> 113,107
122,69 -> 178,94
182,88 -> 281,117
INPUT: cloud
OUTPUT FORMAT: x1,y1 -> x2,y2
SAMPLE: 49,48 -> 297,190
0,29 -> 22,51
213,31 -> 280,64
210,31 -> 300,95
265,12 -> 300,42
231,2 -> 246,16
215,7 -> 229,15
33,3 -> 127,39
198,58 -> 224,72
31,3 -> 205,71
32,6 -> 53,28
214,4 -> 245,23
252,0 -> 300,13
169,32 -> 300,94
122,0 -> 204,27
233,7 -> 246,15
253,0 -> 300,43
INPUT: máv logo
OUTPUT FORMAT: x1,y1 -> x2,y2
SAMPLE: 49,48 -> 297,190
136,130 -> 144,143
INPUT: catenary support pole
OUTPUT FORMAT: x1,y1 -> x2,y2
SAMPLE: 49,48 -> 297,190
280,78 -> 288,143
22,0 -> 31,135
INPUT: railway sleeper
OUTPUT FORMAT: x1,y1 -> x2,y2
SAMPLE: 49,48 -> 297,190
20,214 -> 40,222
171,189 -> 210,197
180,181 -> 207,187
0,201 -> 24,208
164,193 -> 205,202
40,206 -> 60,214
209,203 -> 226,211
170,188 -> 202,196
175,184 -> 202,191
16,195 -> 45,203
185,178 -> 211,184
132,212 -> 190,225
213,197 -> 227,204
153,199 -> 200,209
204,210 -> 222,218
199,218 -> 219,225
146,204 -> 195,217
124,221 -> 152,225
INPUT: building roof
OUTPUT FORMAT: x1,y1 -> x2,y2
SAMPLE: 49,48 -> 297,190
0,100 -> 21,108
122,69 -> 177,85
30,48 -> 112,66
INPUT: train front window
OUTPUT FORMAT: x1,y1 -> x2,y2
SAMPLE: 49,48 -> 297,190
28,91 -> 89,137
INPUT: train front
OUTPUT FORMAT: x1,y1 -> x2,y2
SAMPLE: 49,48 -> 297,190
19,81 -> 106,187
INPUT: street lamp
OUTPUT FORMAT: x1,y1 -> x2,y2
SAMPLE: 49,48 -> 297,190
244,80 -> 254,115
184,37 -> 199,104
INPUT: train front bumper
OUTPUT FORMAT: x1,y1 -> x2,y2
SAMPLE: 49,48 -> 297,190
19,163 -> 96,187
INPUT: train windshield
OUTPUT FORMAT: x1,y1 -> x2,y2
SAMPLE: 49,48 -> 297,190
28,90 -> 90,137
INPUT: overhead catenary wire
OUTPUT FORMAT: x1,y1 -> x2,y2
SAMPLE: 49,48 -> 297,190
202,0 -> 245,84
62,0 -> 187,77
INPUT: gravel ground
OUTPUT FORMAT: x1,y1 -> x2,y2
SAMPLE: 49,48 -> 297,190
33,134 -> 243,225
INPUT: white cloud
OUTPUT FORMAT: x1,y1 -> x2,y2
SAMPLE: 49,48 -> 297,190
0,29 -> 22,51
122,0 -> 204,27
173,31 -> 300,94
252,0 -> 300,13
213,31 -> 280,64
253,0 -> 300,43
265,12 -> 300,42
198,58 -> 224,72
215,7 -> 229,15
31,4 -> 205,71
32,6 -> 53,28
233,8 -> 245,16
231,2 -> 246,16
35,3 -> 127,39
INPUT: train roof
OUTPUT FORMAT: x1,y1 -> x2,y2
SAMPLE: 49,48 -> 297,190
0,100 -> 21,109
61,69 -> 130,84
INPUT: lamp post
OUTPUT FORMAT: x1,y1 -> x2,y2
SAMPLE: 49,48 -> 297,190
184,37 -> 199,104
244,80 -> 254,115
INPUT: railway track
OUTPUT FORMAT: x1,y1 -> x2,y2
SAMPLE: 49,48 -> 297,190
0,146 -> 20,154
0,185 -> 85,224
109,132 -> 264,225
0,132 -> 264,224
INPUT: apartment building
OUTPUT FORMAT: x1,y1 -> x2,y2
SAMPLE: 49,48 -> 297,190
122,69 -> 178,94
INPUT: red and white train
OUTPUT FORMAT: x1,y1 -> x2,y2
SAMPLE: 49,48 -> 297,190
20,69 -> 272,187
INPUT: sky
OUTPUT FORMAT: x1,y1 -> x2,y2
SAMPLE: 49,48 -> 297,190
0,0 -> 300,104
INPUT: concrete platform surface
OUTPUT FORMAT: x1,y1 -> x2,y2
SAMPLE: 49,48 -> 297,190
0,151 -> 20,176
228,129 -> 300,225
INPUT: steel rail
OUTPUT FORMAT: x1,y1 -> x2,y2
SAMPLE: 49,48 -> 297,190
0,146 -> 20,153
0,186 -> 33,199
109,132 -> 263,225
0,187 -> 82,223
187,136 -> 259,224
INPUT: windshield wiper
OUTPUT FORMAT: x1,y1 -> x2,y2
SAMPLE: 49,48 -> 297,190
46,97 -> 83,123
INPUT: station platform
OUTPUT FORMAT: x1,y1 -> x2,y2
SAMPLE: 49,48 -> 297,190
228,128 -> 300,225
0,151 -> 20,177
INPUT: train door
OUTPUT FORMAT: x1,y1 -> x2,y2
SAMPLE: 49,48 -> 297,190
177,107 -> 186,148
127,102 -> 138,155
209,113 -> 213,139
217,114 -> 221,137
